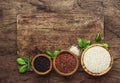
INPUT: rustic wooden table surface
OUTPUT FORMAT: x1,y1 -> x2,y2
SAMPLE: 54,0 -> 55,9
0,0 -> 120,83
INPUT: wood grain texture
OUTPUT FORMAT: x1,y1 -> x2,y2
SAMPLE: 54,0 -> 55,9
17,13 -> 104,57
17,13 -> 104,83
0,0 -> 120,83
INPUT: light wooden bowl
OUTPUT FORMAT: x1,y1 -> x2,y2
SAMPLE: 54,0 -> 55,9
32,54 -> 52,75
81,44 -> 113,76
53,50 -> 79,76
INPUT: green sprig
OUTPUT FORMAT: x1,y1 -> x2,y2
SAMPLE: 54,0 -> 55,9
95,32 -> 101,43
16,56 -> 32,73
19,65 -> 27,73
101,43 -> 110,48
78,38 -> 91,50
95,33 -> 110,48
16,58 -> 26,65
45,49 -> 60,59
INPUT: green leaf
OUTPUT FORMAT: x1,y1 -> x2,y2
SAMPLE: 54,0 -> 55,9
51,56 -> 54,59
29,59 -> 33,71
101,43 -> 110,48
78,38 -> 84,48
29,66 -> 32,71
16,58 -> 26,65
53,50 -> 60,56
19,65 -> 27,73
23,56 -> 33,71
29,65 -> 33,71
22,56 -> 29,63
27,56 -> 30,70
96,33 -> 101,43
84,40 -> 91,49
45,50 -> 53,57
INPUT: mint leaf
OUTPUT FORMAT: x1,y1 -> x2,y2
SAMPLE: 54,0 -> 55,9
16,56 -> 32,73
46,50 -> 61,59
23,56 -> 32,71
45,50 -> 53,57
27,56 -> 30,70
96,33 -> 101,43
51,56 -> 54,59
19,65 -> 27,73
84,40 -> 91,49
53,50 -> 60,56
22,56 -> 29,63
78,38 -> 84,48
16,58 -> 26,65
101,43 -> 110,48
29,58 -> 32,71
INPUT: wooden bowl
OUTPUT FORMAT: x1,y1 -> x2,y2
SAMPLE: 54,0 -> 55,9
53,50 -> 79,76
32,54 -> 52,75
81,44 -> 113,76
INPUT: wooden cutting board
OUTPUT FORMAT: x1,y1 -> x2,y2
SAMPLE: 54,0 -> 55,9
17,13 -> 104,57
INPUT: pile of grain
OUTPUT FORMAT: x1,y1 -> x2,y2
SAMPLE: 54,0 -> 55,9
55,52 -> 77,73
83,46 -> 111,73
69,45 -> 80,56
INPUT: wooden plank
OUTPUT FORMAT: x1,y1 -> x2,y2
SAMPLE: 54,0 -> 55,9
17,13 -> 104,83
17,13 -> 104,57
0,0 -> 120,83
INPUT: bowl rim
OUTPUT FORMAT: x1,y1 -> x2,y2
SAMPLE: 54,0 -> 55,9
32,54 -> 52,75
81,44 -> 114,76
53,50 -> 79,76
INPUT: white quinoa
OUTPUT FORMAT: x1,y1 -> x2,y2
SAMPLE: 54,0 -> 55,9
83,46 -> 111,73
69,45 -> 80,56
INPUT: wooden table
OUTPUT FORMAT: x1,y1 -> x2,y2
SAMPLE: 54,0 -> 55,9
0,0 -> 120,83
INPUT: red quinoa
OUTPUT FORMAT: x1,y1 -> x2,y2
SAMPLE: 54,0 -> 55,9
55,52 -> 77,73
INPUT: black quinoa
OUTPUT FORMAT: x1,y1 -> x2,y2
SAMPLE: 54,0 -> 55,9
34,56 -> 50,72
